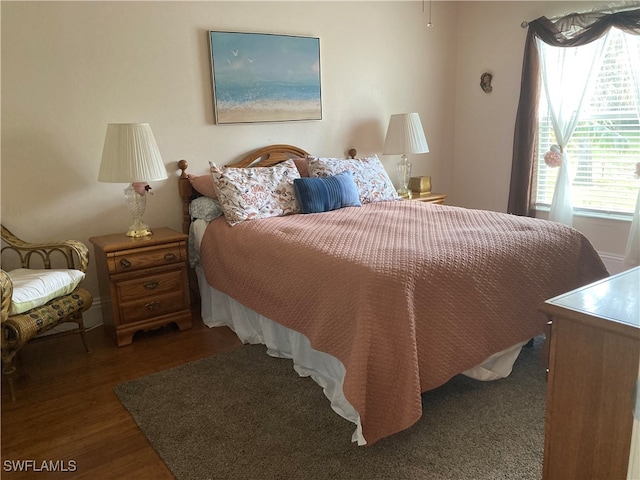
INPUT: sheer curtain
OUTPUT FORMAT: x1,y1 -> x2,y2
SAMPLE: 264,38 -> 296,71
623,33 -> 640,266
537,36 -> 608,226
508,8 -> 640,220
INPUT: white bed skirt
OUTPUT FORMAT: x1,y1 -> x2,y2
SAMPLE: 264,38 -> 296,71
196,267 -> 525,446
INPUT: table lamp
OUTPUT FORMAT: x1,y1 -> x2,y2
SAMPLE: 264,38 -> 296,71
98,123 -> 168,237
383,113 -> 429,198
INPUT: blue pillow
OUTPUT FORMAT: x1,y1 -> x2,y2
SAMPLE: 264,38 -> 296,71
294,171 -> 362,214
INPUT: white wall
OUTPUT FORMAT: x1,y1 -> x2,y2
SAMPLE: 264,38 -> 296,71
1,0 -> 459,321
452,1 -> 634,273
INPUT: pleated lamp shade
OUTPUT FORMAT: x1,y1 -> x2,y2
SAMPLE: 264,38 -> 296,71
383,113 -> 429,155
98,123 -> 167,183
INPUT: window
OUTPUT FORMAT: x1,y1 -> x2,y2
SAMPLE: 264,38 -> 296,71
535,28 -> 639,218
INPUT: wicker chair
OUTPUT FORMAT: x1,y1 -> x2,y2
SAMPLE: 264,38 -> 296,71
1,225 -> 93,400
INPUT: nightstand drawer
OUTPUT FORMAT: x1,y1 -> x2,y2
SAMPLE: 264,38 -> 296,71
118,290 -> 188,325
108,243 -> 185,274
115,267 -> 186,303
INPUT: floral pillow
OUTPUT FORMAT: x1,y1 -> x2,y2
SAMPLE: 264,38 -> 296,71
210,159 -> 301,226
307,154 -> 399,204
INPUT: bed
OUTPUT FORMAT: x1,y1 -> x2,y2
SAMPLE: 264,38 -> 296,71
177,144 -> 609,446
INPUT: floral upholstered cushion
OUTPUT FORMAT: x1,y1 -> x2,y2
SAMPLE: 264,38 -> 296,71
9,288 -> 93,339
307,154 -> 399,204
210,159 -> 301,226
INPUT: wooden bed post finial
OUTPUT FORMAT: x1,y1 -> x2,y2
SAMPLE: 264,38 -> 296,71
348,149 -> 357,159
178,159 -> 189,178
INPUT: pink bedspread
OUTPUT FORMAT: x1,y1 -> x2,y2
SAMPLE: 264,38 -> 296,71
200,201 -> 608,445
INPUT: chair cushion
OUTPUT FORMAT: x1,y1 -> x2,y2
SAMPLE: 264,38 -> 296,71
7,268 -> 85,315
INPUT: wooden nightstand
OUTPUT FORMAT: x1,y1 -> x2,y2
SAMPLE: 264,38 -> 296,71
89,227 -> 192,346
405,193 -> 447,204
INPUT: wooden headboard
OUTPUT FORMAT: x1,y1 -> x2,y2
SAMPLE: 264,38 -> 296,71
227,144 -> 309,168
178,144 -> 310,234
178,144 -> 359,234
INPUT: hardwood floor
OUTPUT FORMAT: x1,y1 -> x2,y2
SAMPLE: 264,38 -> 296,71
1,308 -> 243,479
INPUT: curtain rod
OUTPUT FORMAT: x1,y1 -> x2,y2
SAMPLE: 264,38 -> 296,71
521,2 -> 640,28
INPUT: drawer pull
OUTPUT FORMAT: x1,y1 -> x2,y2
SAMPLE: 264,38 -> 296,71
120,258 -> 132,268
164,253 -> 177,262
145,301 -> 161,311
143,280 -> 159,290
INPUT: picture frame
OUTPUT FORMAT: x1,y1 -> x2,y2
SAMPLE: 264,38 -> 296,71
209,31 -> 322,124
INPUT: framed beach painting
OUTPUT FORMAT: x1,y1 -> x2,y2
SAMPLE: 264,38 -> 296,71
209,31 -> 322,124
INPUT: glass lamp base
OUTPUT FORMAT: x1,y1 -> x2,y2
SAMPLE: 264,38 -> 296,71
126,219 -> 152,238
124,184 -> 153,237
397,155 -> 412,199
397,187 -> 412,199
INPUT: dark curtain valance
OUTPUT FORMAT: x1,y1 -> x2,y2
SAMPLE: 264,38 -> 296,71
507,8 -> 640,217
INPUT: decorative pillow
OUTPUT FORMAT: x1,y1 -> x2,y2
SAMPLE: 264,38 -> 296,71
210,159 -> 301,226
187,174 -> 217,199
294,171 -> 362,214
7,268 -> 86,315
293,157 -> 310,177
307,154 -> 399,204
190,196 -> 224,222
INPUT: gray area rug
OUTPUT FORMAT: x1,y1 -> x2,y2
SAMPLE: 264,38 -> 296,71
115,338 -> 546,480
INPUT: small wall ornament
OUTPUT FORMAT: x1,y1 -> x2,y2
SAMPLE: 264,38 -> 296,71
480,72 -> 493,93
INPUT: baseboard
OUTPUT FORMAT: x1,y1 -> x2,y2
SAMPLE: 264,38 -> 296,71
599,251 -> 626,275
85,300 -> 104,329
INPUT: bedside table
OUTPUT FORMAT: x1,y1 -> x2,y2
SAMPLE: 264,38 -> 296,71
405,193 -> 447,204
89,227 -> 192,346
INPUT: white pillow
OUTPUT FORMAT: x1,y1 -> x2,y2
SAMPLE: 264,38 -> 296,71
7,268 -> 85,315
307,154 -> 399,204
210,159 -> 301,226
